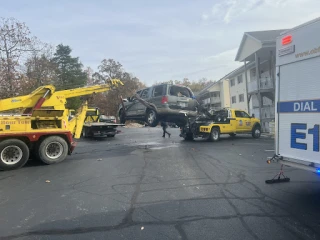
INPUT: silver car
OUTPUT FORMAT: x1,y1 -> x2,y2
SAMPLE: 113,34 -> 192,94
118,84 -> 197,127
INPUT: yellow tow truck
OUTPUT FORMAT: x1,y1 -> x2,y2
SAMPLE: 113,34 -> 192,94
0,79 -> 123,171
180,108 -> 261,141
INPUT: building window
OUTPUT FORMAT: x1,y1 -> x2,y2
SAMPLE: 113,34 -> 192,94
250,68 -> 256,80
230,79 -> 235,87
211,92 -> 220,97
239,94 -> 244,102
237,75 -> 243,84
232,96 -> 236,104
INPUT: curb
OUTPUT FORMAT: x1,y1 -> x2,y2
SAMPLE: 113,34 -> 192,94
261,133 -> 274,139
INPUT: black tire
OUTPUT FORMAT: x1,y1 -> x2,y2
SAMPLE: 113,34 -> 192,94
108,135 -> 115,137
82,129 -> 87,138
252,125 -> 261,138
210,127 -> 220,142
229,133 -> 236,137
145,109 -> 159,127
119,109 -> 126,124
36,136 -> 68,165
0,139 -> 29,171
184,133 -> 194,141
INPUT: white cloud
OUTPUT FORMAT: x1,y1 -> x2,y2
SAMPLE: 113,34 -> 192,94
207,48 -> 238,60
202,13 -> 209,20
203,0 -> 309,24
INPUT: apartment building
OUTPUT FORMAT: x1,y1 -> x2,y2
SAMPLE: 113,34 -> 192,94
197,78 -> 230,110
233,30 -> 286,132
197,29 -> 285,132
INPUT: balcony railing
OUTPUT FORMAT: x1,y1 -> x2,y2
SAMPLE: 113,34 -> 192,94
261,106 -> 275,119
248,77 -> 274,93
210,96 -> 221,104
260,77 -> 274,90
250,106 -> 275,119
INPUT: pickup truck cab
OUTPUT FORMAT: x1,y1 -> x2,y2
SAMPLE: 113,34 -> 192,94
180,108 -> 261,141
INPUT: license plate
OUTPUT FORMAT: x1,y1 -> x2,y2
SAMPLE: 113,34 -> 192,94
179,102 -> 187,107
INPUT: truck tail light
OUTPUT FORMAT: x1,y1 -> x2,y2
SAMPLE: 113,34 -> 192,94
161,96 -> 168,104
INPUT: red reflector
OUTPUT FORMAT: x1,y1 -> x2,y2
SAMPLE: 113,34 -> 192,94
282,35 -> 292,45
161,96 -> 168,104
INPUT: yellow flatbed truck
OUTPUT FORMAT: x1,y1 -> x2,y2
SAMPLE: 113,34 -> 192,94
0,79 -> 123,171
180,108 -> 261,141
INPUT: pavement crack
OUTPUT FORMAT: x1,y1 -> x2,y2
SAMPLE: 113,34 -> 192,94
220,189 -> 260,240
175,224 -> 188,240
121,152 -> 149,225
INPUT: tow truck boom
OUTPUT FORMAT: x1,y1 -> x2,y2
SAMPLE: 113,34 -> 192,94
0,79 -> 123,111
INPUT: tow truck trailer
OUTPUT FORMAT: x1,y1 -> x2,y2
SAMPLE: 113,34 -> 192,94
266,17 -> 320,183
81,107 -> 124,138
0,79 -> 123,171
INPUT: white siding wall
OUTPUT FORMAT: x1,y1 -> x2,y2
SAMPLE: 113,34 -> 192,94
229,72 -> 248,112
220,79 -> 231,108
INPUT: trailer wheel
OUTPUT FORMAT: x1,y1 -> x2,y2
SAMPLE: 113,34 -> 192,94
252,125 -> 261,138
37,136 -> 68,165
82,128 -> 88,138
0,139 -> 29,171
210,127 -> 220,142
145,109 -> 159,127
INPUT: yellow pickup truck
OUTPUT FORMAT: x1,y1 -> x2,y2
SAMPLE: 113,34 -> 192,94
180,108 -> 261,141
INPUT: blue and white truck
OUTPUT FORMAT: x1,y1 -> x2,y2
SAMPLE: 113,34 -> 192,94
267,17 -> 320,183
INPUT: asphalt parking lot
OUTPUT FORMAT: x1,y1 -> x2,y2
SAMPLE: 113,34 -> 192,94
0,127 -> 320,240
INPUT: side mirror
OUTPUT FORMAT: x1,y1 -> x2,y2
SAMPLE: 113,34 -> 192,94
251,114 -> 255,118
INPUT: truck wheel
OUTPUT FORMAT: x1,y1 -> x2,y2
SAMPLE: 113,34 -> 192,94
184,133 -> 194,141
146,109 -> 159,127
119,109 -> 126,124
37,136 -> 68,165
210,128 -> 220,142
252,125 -> 261,138
0,139 -> 29,171
82,128 -> 88,138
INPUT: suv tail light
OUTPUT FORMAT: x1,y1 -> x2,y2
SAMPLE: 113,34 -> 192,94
161,96 -> 168,104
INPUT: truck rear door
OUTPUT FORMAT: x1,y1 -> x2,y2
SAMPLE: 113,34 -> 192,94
276,19 -> 320,164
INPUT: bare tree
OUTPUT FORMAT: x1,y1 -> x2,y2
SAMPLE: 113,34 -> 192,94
21,44 -> 57,93
90,58 -> 145,116
0,18 -> 37,97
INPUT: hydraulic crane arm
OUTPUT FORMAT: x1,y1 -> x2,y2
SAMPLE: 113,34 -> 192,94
0,79 -> 123,112
0,85 -> 56,112
53,80 -> 123,99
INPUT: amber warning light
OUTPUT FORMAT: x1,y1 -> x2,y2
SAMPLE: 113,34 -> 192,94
282,35 -> 292,45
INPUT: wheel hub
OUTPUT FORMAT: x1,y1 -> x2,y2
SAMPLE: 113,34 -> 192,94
255,129 -> 261,136
1,146 -> 23,165
45,142 -> 63,159
213,131 -> 218,139
148,112 -> 155,123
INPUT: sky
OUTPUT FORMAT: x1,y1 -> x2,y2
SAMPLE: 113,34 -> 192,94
1,0 -> 319,86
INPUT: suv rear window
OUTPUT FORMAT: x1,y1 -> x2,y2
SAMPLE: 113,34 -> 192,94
169,86 -> 191,97
152,85 -> 164,97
